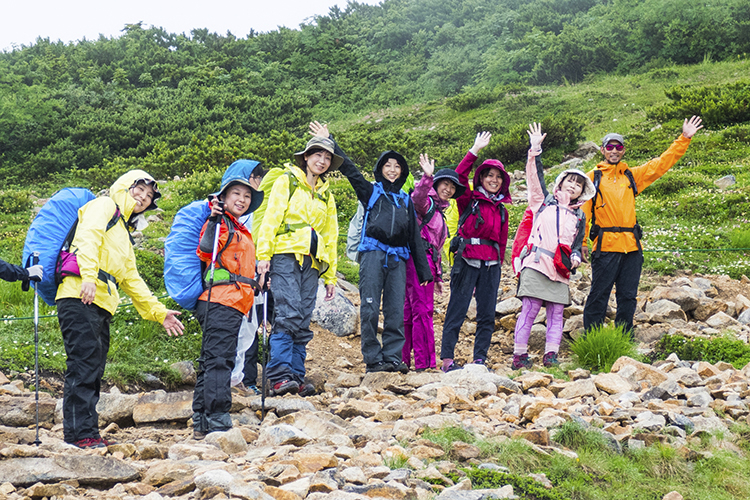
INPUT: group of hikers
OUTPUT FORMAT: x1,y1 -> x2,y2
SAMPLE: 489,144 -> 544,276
0,115 -> 703,448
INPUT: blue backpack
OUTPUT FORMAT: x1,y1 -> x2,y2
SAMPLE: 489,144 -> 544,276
164,200 -> 212,310
22,188 -> 117,306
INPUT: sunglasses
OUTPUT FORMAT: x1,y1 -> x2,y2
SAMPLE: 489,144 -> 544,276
605,143 -> 624,151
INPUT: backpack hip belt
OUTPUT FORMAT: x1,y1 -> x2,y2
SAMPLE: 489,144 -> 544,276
592,224 -> 643,258
530,245 -> 555,262
204,268 -> 261,292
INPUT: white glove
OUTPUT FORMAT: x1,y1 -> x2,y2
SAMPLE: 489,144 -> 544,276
27,264 -> 43,282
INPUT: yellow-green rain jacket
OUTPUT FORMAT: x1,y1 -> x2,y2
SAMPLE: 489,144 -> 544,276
254,164 -> 338,285
56,170 -> 168,323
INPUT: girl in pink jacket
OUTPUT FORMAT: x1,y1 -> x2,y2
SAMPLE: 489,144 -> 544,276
403,155 -> 466,371
512,123 -> 596,369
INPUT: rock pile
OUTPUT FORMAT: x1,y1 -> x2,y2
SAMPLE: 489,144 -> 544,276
1,352 -> 749,500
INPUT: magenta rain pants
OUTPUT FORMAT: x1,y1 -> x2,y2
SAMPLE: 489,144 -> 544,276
513,296 -> 565,355
402,253 -> 437,370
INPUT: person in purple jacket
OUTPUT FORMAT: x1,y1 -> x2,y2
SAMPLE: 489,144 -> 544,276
402,154 -> 466,371
440,132 -> 512,372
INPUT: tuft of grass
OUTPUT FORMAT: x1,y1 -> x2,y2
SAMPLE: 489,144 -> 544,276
383,455 -> 410,470
552,420 -> 611,454
422,425 -> 476,454
570,323 -> 637,373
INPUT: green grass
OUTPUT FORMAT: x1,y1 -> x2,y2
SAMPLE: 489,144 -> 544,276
570,324 -> 638,373
425,426 -> 750,500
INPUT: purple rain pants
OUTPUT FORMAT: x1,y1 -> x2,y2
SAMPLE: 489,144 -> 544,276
402,253 -> 437,370
513,296 -> 566,355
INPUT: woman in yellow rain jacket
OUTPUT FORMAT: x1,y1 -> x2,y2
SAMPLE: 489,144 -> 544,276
56,170 -> 184,448
254,133 -> 340,397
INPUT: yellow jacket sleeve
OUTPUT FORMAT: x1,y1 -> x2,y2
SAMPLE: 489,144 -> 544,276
321,192 -> 338,285
118,254 -> 168,324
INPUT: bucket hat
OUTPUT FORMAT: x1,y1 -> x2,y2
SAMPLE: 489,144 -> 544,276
211,175 -> 263,216
432,168 -> 466,199
293,136 -> 344,171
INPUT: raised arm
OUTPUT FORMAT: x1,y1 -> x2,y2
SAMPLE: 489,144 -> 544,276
310,121 -> 373,204
525,122 -> 548,211
411,154 -> 435,215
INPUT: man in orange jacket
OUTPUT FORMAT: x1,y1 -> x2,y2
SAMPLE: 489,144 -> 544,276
582,116 -> 703,335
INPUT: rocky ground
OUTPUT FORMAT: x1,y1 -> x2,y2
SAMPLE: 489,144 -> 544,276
2,266 -> 750,500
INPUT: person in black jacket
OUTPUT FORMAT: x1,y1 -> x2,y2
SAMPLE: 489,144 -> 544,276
309,122 -> 432,373
1,259 -> 42,284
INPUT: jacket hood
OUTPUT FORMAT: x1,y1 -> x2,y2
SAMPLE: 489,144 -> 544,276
374,151 -> 409,191
214,159 -> 264,215
110,170 -> 160,228
472,159 -> 511,203
553,168 -> 596,207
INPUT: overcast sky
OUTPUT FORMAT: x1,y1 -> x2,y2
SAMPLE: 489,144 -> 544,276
1,0 -> 381,52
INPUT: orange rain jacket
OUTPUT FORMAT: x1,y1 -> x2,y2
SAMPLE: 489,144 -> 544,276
197,212 -> 256,314
581,134 -> 691,254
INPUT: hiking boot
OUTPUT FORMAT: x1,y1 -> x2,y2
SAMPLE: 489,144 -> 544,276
366,361 -> 391,373
511,354 -> 533,370
232,383 -> 260,396
441,362 -> 462,373
472,359 -> 485,365
298,383 -> 316,397
543,351 -> 559,367
193,430 -> 207,441
269,379 -> 299,396
390,361 -> 409,374
72,437 -> 107,449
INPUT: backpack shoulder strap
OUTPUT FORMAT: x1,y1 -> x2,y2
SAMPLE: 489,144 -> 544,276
624,168 -> 638,196
106,205 -> 123,231
419,197 -> 438,230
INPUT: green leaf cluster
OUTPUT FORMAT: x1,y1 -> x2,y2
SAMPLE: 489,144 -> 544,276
655,334 -> 750,368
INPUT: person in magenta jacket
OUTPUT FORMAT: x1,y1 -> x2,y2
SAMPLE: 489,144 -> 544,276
440,132 -> 512,372
403,154 -> 466,371
512,123 -> 596,370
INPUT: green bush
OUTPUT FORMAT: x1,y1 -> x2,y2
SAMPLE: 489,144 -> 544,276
570,323 -> 637,372
0,190 -> 33,215
655,334 -> 750,368
649,81 -> 750,127
448,467 -> 570,500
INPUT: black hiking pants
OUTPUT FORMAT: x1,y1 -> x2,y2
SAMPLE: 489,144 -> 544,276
58,298 -> 112,444
583,250 -> 643,335
193,300 -> 243,433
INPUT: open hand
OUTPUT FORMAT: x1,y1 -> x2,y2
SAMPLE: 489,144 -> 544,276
309,121 -> 329,138
527,122 -> 546,151
419,153 -> 435,177
163,310 -> 184,336
682,115 -> 703,139
470,131 -> 492,155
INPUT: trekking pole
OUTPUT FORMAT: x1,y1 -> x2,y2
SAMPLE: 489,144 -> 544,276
260,286 -> 269,421
27,252 -> 43,446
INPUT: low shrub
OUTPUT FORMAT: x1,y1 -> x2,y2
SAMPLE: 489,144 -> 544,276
570,323 -> 637,372
446,467 -> 570,500
655,334 -> 750,368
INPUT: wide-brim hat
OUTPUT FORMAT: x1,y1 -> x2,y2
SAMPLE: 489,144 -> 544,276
211,176 -> 263,216
293,136 -> 344,171
432,168 -> 466,199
